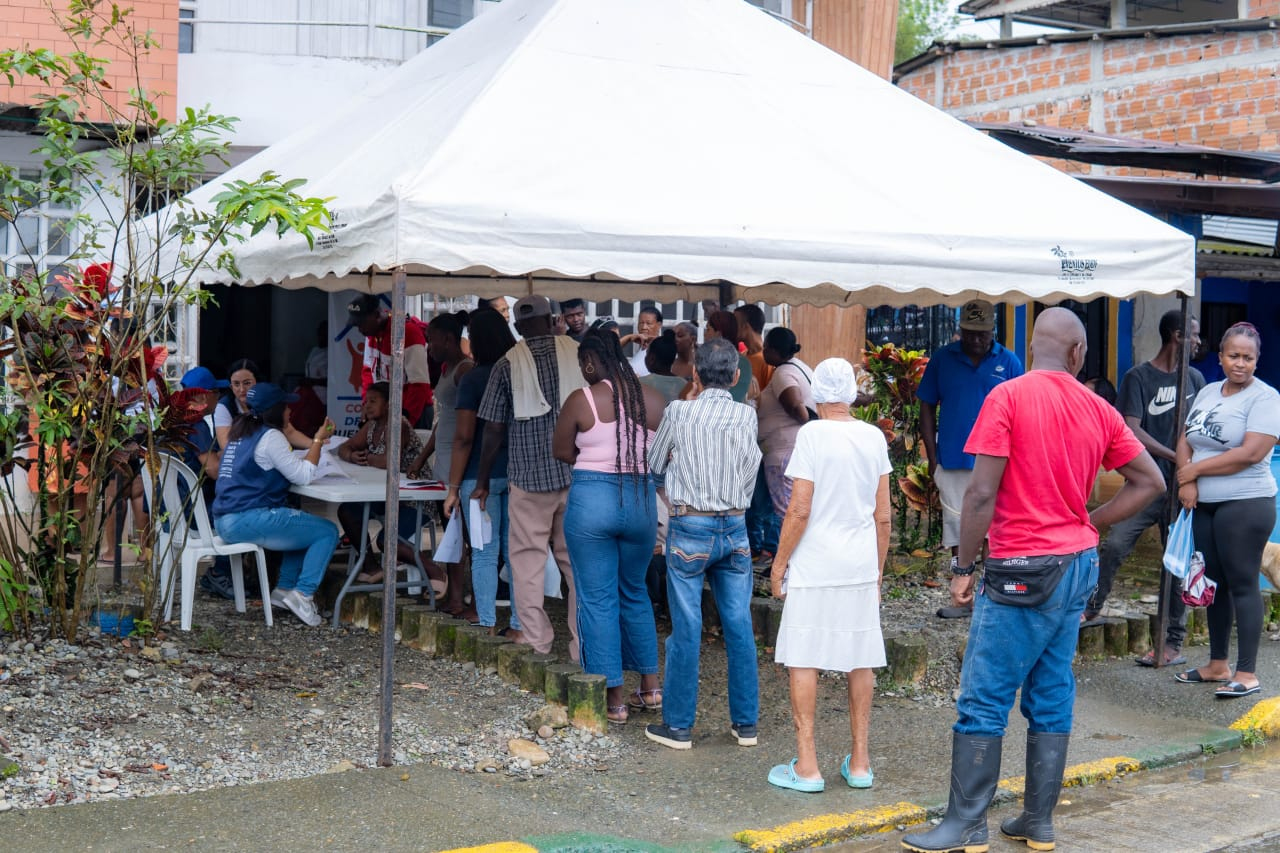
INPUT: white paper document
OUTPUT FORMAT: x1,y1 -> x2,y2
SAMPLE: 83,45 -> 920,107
468,499 -> 492,550
294,448 -> 354,483
501,548 -> 562,599
435,509 -> 465,564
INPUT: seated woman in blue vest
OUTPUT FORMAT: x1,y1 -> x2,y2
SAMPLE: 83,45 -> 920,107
211,383 -> 339,627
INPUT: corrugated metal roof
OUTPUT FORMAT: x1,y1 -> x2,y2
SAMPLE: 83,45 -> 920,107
1202,215 -> 1278,248
968,123 -> 1280,183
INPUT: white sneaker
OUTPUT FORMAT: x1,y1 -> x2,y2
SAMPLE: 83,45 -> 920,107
281,589 -> 322,627
269,588 -> 288,609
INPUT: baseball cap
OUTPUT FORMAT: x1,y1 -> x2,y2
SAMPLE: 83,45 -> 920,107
245,383 -> 299,414
958,299 -> 995,332
346,294 -> 384,324
180,366 -> 229,391
513,295 -> 553,320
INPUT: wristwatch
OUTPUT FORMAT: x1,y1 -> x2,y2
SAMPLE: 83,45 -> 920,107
950,556 -> 977,576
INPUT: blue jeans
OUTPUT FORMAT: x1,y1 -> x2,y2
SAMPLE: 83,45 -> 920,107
956,549 -> 1099,736
216,506 -> 339,596
746,461 -> 779,553
460,477 -> 519,631
662,513 -> 758,730
564,471 -> 659,688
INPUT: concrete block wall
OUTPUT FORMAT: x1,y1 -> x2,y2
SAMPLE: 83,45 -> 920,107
896,28 -> 1280,170
1,0 -> 179,123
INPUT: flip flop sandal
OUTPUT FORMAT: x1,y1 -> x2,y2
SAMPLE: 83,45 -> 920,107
627,689 -> 663,712
936,605 -> 972,619
1135,649 -> 1188,667
767,759 -> 824,793
606,705 -> 629,724
1215,681 -> 1261,698
1174,669 -> 1230,684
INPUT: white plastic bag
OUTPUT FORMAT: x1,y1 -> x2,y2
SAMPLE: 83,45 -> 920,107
434,509 -> 465,564
1162,508 -> 1194,580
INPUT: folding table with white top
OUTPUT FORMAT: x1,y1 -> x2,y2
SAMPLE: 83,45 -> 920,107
289,452 -> 446,627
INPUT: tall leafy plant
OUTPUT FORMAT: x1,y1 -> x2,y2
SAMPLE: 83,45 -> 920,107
856,342 -> 940,553
0,0 -> 331,637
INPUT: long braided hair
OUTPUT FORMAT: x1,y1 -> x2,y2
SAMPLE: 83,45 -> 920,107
578,327 -> 649,503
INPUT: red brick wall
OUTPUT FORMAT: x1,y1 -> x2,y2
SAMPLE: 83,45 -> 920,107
1,0 -> 179,123
896,29 -> 1280,170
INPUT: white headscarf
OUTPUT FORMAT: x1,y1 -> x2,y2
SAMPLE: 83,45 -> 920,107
812,358 -> 859,404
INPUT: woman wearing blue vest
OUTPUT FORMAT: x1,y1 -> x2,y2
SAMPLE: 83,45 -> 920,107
212,383 -> 339,627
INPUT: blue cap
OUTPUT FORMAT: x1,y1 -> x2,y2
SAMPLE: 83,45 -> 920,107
180,366 -> 229,390
245,383 -> 299,414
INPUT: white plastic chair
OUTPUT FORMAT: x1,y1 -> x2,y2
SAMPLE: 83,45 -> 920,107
143,455 -> 273,632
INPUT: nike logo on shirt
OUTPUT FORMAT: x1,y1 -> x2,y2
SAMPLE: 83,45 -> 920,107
1148,399 -> 1176,416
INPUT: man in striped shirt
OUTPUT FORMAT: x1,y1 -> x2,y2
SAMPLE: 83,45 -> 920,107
645,337 -> 762,750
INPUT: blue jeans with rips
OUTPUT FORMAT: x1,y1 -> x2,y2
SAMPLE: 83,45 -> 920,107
216,506 -> 340,596
460,477 -> 519,631
564,471 -> 659,688
661,513 -> 758,731
956,548 -> 1099,736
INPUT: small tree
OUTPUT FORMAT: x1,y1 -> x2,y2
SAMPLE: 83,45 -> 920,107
0,1 -> 330,637
895,0 -> 960,64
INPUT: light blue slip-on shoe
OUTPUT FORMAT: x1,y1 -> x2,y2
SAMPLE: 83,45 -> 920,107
840,754 -> 874,789
768,758 -> 824,793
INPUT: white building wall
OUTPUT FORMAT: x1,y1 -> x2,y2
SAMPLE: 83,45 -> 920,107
178,52 -> 401,147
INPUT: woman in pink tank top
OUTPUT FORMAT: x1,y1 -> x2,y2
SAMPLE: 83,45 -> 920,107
554,326 -> 669,723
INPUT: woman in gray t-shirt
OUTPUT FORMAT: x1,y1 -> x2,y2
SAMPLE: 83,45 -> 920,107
1175,322 -> 1280,697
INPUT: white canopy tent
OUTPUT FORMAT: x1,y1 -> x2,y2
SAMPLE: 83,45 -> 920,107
138,0 -> 1194,307
135,0 -> 1197,764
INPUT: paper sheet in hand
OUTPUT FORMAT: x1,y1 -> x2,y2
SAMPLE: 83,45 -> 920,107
468,500 -> 492,549
498,548 -> 564,599
435,510 -> 464,564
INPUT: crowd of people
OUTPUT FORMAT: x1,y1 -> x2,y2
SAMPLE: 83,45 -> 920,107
173,294 -> 1279,851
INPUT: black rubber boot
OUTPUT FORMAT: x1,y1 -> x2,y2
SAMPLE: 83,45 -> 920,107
1000,731 -> 1070,851
901,733 -> 1003,853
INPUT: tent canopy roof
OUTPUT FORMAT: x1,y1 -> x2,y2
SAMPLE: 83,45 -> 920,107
144,0 -> 1194,307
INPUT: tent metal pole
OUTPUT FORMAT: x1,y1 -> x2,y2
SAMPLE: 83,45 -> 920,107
1154,289 -> 1192,668
377,267 -> 408,765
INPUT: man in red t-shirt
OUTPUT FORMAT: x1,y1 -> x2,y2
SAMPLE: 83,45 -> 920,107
347,294 -> 433,426
903,308 -> 1163,853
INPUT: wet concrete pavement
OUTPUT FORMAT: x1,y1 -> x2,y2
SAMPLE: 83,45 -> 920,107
8,633 -> 1280,852
830,745 -> 1280,852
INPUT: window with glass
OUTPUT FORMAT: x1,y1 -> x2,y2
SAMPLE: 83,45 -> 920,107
747,0 -> 789,15
179,4 -> 196,54
429,0 -> 475,29
2,167 -> 75,284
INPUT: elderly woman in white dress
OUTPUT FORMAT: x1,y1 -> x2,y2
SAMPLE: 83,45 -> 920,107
767,358 -> 892,794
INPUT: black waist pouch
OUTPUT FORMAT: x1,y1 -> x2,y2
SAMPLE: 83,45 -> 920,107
981,553 -> 1076,607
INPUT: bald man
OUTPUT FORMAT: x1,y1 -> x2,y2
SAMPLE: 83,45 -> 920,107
903,308 -> 1164,853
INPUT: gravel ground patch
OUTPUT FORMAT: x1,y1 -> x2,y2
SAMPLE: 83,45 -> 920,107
4,544 -> 1174,815
0,603 -> 619,813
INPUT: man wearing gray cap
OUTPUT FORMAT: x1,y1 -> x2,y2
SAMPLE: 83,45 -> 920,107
917,299 -> 1024,618
474,295 -> 586,657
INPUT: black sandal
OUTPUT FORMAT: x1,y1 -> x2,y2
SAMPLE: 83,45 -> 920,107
1215,681 -> 1261,698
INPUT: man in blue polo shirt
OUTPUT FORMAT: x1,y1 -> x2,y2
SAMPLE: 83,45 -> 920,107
917,299 -> 1024,618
